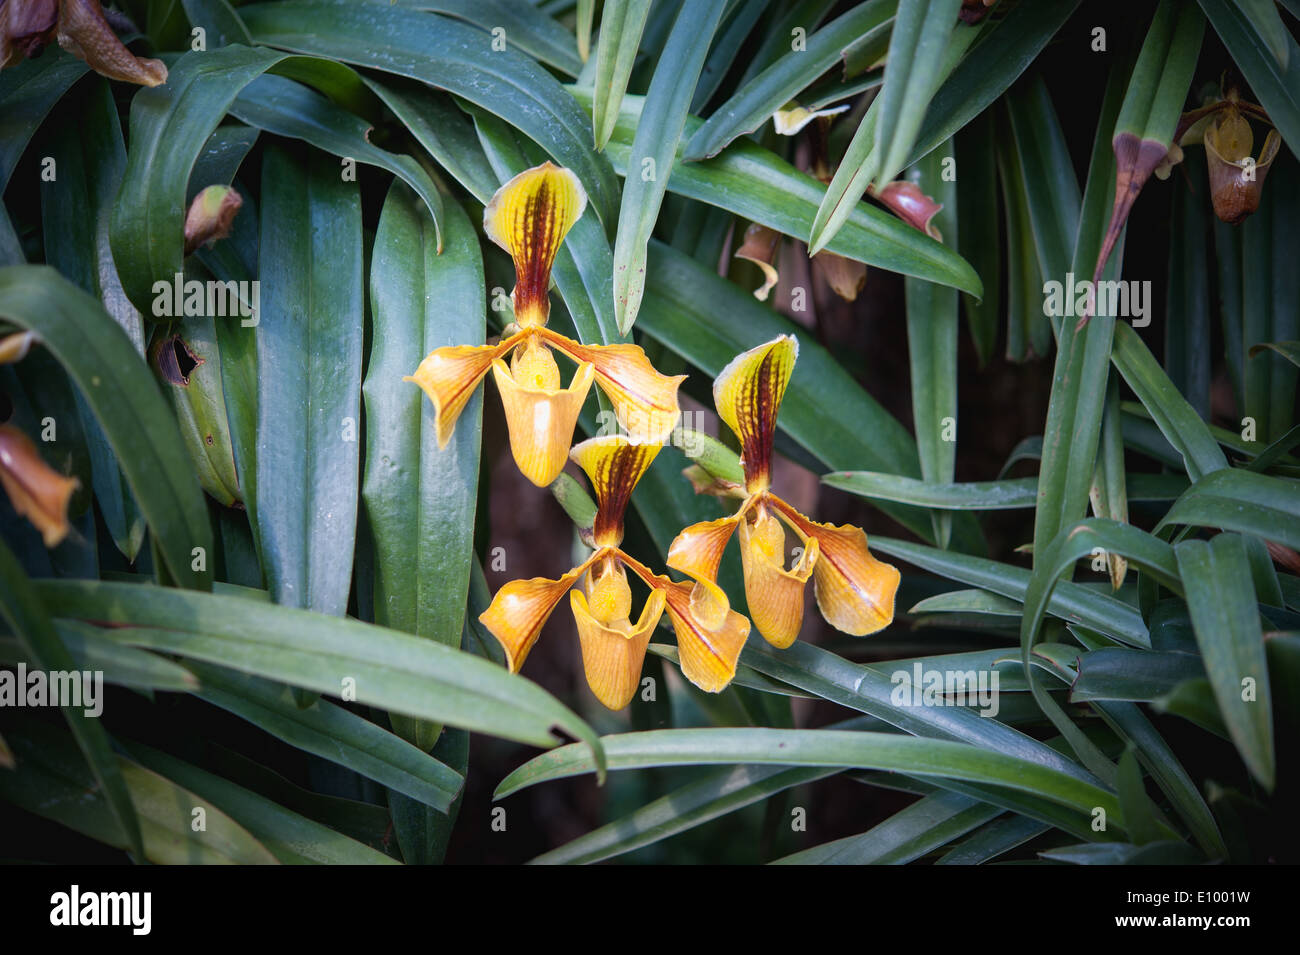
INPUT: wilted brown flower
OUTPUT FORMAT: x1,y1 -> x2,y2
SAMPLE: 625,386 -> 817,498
0,423 -> 78,547
1203,104 -> 1280,224
1,0 -> 166,86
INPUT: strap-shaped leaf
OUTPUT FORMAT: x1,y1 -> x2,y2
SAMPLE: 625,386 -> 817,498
0,266 -> 213,589
36,579 -> 607,777
241,1 -> 618,225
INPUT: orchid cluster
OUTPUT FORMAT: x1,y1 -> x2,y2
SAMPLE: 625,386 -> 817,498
409,163 -> 900,710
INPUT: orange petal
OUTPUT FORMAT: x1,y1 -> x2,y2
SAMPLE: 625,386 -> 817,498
492,348 -> 594,488
775,500 -> 899,636
483,162 -> 587,327
662,575 -> 750,693
542,329 -> 684,444
405,336 -> 516,448
738,507 -> 819,649
57,0 -> 167,86
666,513 -> 741,582
571,580 -> 665,710
478,554 -> 600,673
713,335 -> 797,493
570,434 -> 661,546
619,553 -> 750,693
0,424 -> 78,547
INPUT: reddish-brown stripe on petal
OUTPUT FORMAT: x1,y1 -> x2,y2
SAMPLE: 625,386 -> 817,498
483,163 -> 587,327
570,435 -> 661,546
712,336 -> 797,493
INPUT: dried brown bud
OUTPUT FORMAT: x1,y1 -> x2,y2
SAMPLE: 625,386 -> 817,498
813,251 -> 867,302
184,185 -> 243,256
868,180 -> 943,239
734,223 -> 781,301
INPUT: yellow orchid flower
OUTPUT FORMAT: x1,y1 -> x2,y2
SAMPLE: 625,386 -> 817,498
406,162 -> 685,487
479,435 -> 751,708
668,336 -> 900,648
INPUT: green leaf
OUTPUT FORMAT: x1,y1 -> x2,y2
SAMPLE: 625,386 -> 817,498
0,542 -> 143,859
184,661 -> 463,811
0,266 -> 213,589
36,579 -> 607,776
124,740 -> 398,864
612,0 -> 727,333
254,145 -> 362,617
871,0 -> 961,188
578,89 -> 983,295
1173,533 -> 1275,790
1156,468 -> 1300,553
181,0 -> 254,46
871,535 -> 1150,646
1020,519 -> 1184,780
591,0 -> 654,150
1250,340 -> 1300,369
809,11 -> 977,255
1097,0 -> 1204,276
773,789 -> 1001,864
1198,0 -> 1300,158
376,0 -> 584,76
0,50 -> 88,192
825,471 -> 1187,510
905,142 -> 959,548
1071,648 -> 1205,702
241,1 -> 619,226
740,642 -> 1098,781
906,0 -> 1081,168
684,0 -> 899,160
495,728 -> 1126,839
531,759 -> 854,863
365,185 -> 484,748
364,79 -> 501,205
109,44 -> 349,313
1005,73 -> 1080,285
955,111 -> 1001,366
229,73 -> 444,249
38,77 -> 149,560
936,814 -> 1050,864
1111,324 -> 1229,480
11,620 -> 199,693
0,717 -> 276,864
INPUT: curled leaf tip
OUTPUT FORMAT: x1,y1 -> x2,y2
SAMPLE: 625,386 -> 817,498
868,180 -> 943,240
